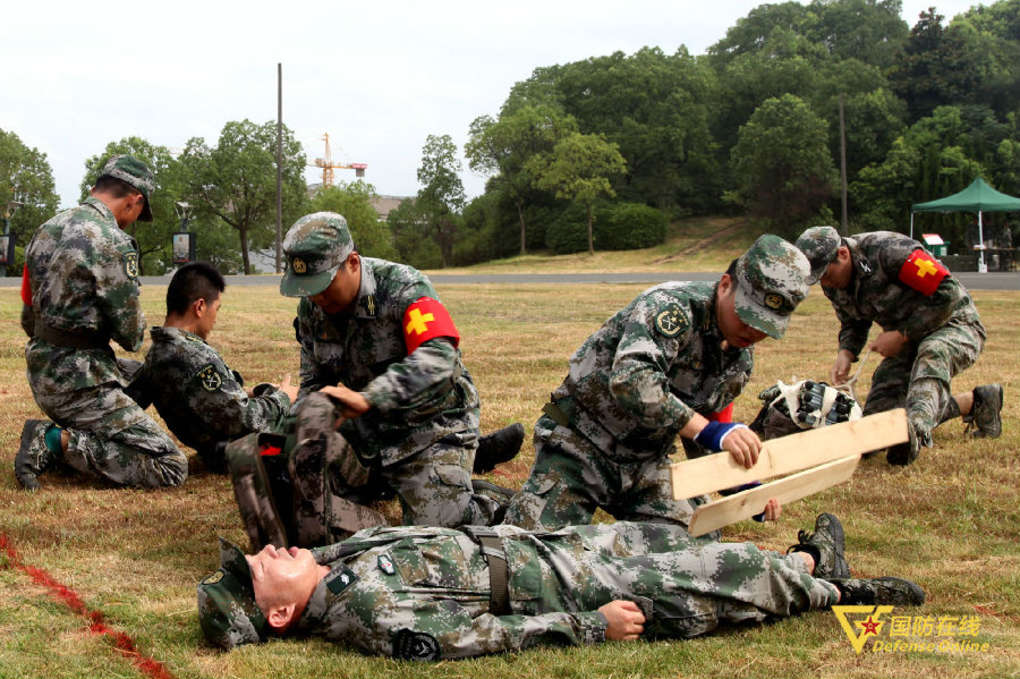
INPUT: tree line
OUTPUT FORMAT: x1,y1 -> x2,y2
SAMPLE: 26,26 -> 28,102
4,0 -> 1020,273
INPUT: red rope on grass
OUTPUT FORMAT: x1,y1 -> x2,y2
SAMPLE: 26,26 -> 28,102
0,533 -> 175,679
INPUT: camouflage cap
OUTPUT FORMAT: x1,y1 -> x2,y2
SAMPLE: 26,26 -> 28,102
732,234 -> 810,339
196,538 -> 267,650
99,155 -> 155,222
280,212 -> 354,297
795,226 -> 842,284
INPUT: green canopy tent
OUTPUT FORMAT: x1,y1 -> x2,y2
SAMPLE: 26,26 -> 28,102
911,177 -> 1020,272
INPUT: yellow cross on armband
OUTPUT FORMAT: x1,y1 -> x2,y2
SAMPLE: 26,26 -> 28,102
915,258 -> 937,278
405,308 -> 435,335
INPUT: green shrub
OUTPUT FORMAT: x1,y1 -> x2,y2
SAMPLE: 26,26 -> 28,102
597,203 -> 668,250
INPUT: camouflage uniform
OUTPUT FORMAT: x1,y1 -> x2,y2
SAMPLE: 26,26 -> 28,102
20,158 -> 186,488
504,236 -> 810,531
285,212 -> 499,526
198,521 -> 838,658
127,326 -> 291,466
796,228 -> 986,436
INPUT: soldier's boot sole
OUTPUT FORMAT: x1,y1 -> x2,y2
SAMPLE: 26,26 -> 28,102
474,423 -> 525,474
788,512 -> 850,579
14,420 -> 52,491
966,384 -> 1003,439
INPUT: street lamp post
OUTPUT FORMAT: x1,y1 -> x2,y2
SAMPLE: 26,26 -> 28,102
173,201 -> 196,266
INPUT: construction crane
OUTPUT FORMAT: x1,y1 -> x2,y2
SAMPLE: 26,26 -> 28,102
312,133 -> 367,186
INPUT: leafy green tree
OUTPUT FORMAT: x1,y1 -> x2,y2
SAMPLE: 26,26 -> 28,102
387,198 -> 442,269
851,105 -> 987,237
0,129 -> 59,272
79,137 -> 183,275
309,181 -> 397,260
528,132 -> 626,254
506,48 -> 722,213
729,94 -> 838,237
709,1 -> 907,70
889,8 -> 999,122
416,134 -> 464,268
465,104 -> 576,255
180,120 -> 307,274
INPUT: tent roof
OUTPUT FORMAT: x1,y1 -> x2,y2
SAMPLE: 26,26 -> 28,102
912,177 -> 1020,213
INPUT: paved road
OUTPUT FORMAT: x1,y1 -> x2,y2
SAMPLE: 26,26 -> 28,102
3,271 -> 1019,290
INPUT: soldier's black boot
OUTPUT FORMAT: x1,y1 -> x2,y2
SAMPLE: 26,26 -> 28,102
787,513 -> 850,579
827,577 -> 926,606
14,420 -> 56,491
887,419 -> 930,466
473,423 -> 525,474
964,384 -> 1003,439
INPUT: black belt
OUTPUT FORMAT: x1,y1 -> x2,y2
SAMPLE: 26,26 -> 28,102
34,319 -> 109,349
463,527 -> 511,616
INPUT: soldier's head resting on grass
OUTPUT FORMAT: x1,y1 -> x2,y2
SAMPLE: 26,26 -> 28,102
279,211 -> 359,312
197,517 -> 925,660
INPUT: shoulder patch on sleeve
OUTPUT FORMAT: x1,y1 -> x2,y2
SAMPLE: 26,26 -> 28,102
898,249 -> 948,296
122,250 -> 139,280
393,629 -> 441,661
654,302 -> 689,338
402,296 -> 459,353
195,364 -> 223,392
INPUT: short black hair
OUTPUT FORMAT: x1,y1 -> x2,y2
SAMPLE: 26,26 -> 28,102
93,175 -> 141,198
167,262 -> 225,315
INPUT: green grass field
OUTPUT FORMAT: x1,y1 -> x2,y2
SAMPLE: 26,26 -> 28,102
1,272 -> 1018,678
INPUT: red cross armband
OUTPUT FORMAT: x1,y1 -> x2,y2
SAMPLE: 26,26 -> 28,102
20,264 -> 32,306
898,249 -> 949,296
402,296 -> 459,354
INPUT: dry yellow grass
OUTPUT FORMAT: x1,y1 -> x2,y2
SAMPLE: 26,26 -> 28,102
1,281 -> 1018,679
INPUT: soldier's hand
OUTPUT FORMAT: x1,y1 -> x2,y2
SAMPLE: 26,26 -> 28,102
831,350 -> 854,385
277,374 -> 299,403
761,497 -> 781,522
721,426 -> 762,469
599,600 -> 645,641
318,384 -> 370,420
871,330 -> 907,358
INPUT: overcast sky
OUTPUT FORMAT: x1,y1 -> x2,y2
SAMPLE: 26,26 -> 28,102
2,0 -> 983,210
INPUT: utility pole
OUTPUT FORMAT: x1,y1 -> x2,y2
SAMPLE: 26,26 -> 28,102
275,62 -> 283,273
839,93 -> 848,236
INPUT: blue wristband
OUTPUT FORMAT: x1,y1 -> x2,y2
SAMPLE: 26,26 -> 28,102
693,421 -> 747,452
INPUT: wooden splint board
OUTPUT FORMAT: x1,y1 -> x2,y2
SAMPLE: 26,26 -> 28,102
671,408 -> 908,536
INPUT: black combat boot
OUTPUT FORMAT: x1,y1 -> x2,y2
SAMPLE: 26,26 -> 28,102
14,420 -> 56,491
887,418 -> 930,466
787,513 -> 850,579
473,423 -> 525,474
828,577 -> 926,606
964,384 -> 1003,439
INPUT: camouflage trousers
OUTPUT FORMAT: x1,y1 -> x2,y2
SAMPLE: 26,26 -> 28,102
28,377 -> 187,489
515,521 -> 839,637
503,415 -> 711,532
863,315 -> 985,434
296,393 -> 501,528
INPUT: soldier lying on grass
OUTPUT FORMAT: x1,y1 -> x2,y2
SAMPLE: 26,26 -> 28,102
198,513 -> 923,660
